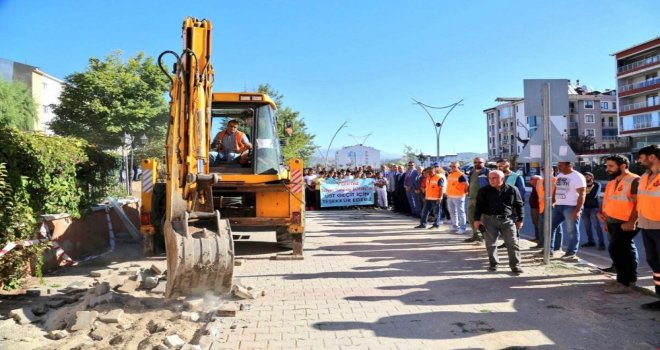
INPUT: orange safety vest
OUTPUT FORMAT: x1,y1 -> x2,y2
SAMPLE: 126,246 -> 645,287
214,130 -> 246,153
536,176 -> 557,214
446,171 -> 467,198
424,174 -> 444,200
602,172 -> 639,222
637,171 -> 660,221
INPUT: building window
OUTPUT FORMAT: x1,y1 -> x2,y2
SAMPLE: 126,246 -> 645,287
601,102 -> 609,109
584,114 -> 595,123
612,102 -> 617,110
42,82 -> 48,90
515,105 -> 519,112
647,94 -> 659,106
43,105 -> 49,114
584,100 -> 594,109
585,129 -> 595,137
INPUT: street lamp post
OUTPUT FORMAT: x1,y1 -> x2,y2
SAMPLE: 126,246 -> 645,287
325,121 -> 348,169
412,98 -> 464,160
121,133 -> 134,196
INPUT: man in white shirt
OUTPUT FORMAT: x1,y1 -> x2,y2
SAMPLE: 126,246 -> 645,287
550,161 -> 586,261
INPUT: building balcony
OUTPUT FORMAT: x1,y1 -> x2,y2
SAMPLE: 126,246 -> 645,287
619,112 -> 660,134
569,107 -> 577,113
619,76 -> 660,94
620,100 -> 660,113
569,122 -> 578,128
602,135 -> 619,142
618,54 -> 660,75
601,121 -> 617,128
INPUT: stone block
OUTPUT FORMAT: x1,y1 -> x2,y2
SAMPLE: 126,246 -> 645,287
164,334 -> 185,348
89,323 -> 114,341
116,279 -> 139,293
98,309 -> 123,323
231,285 -> 257,300
215,302 -> 239,317
9,307 -> 40,325
181,311 -> 200,322
150,263 -> 166,275
150,281 -> 166,295
71,311 -> 98,331
48,329 -> 69,340
90,270 -> 110,278
47,299 -> 66,308
89,292 -> 114,307
181,344 -> 201,350
94,282 -> 110,296
31,304 -> 49,316
184,298 -> 204,310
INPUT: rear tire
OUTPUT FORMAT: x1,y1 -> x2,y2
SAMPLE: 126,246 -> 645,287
276,227 -> 305,250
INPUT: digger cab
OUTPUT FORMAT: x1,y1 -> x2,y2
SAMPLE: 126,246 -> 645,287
207,92 -> 304,246
209,93 -> 284,176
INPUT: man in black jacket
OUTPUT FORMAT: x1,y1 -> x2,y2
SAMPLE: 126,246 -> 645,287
581,172 -> 606,250
474,170 -> 525,275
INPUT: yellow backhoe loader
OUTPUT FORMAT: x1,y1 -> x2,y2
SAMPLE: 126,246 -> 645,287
139,17 -> 305,298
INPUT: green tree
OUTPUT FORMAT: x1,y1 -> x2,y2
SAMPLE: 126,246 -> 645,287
402,145 -> 418,163
51,51 -> 169,150
0,79 -> 37,131
257,84 -> 316,163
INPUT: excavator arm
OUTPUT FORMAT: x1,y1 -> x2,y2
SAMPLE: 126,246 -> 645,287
158,17 -> 234,298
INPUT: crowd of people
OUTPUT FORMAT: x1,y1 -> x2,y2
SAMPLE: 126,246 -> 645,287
302,144 -> 660,311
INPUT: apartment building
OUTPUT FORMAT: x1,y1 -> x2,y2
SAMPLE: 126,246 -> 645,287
567,83 -> 623,152
0,57 -> 63,134
613,37 -> 660,150
485,81 -> 621,161
485,98 -> 528,160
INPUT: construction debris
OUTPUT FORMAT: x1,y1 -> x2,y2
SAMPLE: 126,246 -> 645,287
70,310 -> 98,331
98,309 -> 123,323
181,311 -> 200,322
48,330 -> 69,340
164,334 -> 185,348
9,307 -> 40,325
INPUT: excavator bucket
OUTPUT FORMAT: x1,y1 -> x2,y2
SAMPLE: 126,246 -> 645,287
163,211 -> 234,297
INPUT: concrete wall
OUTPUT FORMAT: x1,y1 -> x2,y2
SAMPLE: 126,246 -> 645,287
42,202 -> 140,271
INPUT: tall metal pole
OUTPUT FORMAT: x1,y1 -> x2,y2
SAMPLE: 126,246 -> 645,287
325,121 -> 348,169
542,83 -> 552,265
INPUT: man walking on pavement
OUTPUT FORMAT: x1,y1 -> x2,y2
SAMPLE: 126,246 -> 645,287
446,161 -> 469,234
496,159 -> 526,249
404,162 -> 421,218
636,145 -> 660,310
550,161 -> 586,262
415,167 -> 445,229
598,155 -> 640,294
465,157 -> 490,243
582,172 -> 606,250
473,170 -> 524,274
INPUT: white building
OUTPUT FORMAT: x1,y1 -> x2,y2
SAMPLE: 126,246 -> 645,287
335,145 -> 381,168
0,58 -> 63,134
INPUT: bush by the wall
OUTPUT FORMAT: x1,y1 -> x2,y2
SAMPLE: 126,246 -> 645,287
0,126 -> 117,289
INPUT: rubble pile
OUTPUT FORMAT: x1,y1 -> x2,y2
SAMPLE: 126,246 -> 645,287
0,261 -> 265,349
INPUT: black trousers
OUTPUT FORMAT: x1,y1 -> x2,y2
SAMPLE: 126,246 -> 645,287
606,222 -> 639,286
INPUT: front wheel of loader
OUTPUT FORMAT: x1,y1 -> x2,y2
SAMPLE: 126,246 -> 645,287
276,227 -> 305,250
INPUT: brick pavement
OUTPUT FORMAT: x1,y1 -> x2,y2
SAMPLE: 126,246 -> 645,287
228,209 -> 660,350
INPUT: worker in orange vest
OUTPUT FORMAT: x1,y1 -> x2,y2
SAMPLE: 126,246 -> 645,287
446,161 -> 469,234
211,119 -> 253,165
598,155 -> 640,294
533,167 -> 564,255
636,145 -> 660,310
415,167 -> 445,229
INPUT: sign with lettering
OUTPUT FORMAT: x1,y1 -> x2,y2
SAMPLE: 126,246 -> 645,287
319,179 -> 375,208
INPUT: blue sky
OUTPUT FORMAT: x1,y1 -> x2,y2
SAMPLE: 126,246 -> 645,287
1,1 -> 658,156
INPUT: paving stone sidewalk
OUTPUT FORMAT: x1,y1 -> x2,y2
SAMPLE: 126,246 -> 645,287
228,209 -> 659,350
